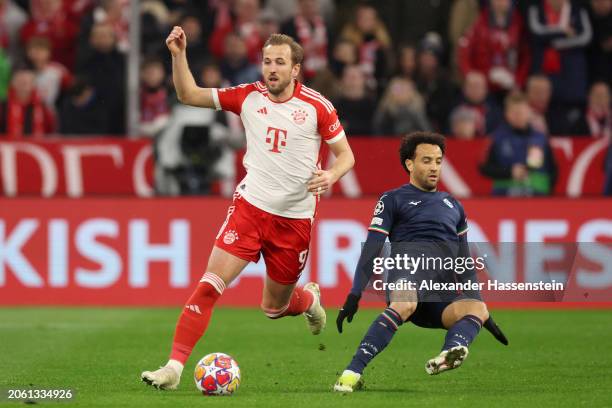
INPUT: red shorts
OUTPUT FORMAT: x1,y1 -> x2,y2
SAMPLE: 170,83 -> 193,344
214,194 -> 312,285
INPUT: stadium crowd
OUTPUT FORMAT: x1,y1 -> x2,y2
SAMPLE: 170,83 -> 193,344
0,0 -> 610,195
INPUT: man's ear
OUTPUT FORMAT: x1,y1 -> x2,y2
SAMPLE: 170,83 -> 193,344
292,63 -> 301,79
405,159 -> 413,173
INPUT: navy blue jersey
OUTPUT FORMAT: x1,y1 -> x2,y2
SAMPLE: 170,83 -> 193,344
350,183 -> 471,297
367,184 -> 469,242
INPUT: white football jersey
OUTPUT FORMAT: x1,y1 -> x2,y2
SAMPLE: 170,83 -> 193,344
212,81 -> 346,219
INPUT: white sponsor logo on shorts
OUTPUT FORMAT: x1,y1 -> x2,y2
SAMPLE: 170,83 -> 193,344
223,230 -> 239,245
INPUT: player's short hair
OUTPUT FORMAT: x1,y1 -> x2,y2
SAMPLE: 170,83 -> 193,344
504,92 -> 529,109
262,34 -> 304,66
399,131 -> 446,174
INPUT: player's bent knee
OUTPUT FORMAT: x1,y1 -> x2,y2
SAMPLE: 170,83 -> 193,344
260,303 -> 289,319
463,301 -> 489,323
389,301 -> 417,321
472,302 -> 490,322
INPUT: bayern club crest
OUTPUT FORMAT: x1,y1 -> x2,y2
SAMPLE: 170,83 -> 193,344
223,230 -> 239,245
292,109 -> 308,125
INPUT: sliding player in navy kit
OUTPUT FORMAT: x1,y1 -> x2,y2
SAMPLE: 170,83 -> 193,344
333,132 -> 507,392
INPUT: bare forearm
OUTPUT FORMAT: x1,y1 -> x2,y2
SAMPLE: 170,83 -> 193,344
329,150 -> 355,182
171,52 -> 214,108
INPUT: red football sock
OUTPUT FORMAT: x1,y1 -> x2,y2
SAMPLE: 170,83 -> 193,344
170,272 -> 226,364
262,287 -> 314,319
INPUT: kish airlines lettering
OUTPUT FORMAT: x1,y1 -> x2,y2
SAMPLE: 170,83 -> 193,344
0,219 -> 190,288
0,218 -> 610,290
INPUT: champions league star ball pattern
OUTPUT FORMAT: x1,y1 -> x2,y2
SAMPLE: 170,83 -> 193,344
194,353 -> 241,396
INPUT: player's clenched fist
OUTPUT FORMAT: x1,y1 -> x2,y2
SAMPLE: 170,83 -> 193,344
166,26 -> 187,56
308,169 -> 336,196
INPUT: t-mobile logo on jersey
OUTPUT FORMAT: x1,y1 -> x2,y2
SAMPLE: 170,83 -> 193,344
266,126 -> 288,153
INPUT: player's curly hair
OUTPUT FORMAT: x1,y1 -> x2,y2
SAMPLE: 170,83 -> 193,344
399,131 -> 446,174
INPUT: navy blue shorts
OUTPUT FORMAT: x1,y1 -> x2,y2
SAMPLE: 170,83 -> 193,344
384,267 -> 479,329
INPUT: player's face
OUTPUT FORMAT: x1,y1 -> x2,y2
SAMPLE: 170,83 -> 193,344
262,44 -> 300,96
407,144 -> 443,191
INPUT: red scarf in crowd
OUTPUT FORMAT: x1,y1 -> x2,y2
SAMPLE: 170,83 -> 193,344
586,108 -> 612,139
542,0 -> 570,74
5,87 -> 48,138
294,14 -> 328,79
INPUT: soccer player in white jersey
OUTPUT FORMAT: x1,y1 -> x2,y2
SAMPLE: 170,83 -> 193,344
141,27 -> 355,390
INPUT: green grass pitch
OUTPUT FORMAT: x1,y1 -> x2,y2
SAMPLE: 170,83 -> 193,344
1,307 -> 611,407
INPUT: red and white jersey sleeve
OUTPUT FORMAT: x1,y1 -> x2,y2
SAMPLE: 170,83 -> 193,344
211,83 -> 257,115
211,81 -> 346,219
311,94 -> 345,145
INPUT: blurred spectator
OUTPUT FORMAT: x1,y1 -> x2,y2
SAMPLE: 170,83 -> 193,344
29,0 -> 95,21
0,0 -> 28,55
449,106 -> 478,139
76,23 -> 125,134
525,74 -> 553,134
373,77 -> 431,135
450,71 -> 502,136
280,0 -> 329,81
209,0 -> 261,63
414,32 -> 457,132
340,2 -> 392,93
178,13 -> 209,68
0,66 -> 55,137
25,36 -> 73,110
162,0 -> 198,25
448,0 -> 479,82
585,82 -> 612,138
395,43 -> 417,80
219,33 -> 260,86
19,0 -> 79,69
140,0 -> 171,58
329,38 -> 358,78
78,0 -> 129,61
256,9 -> 281,60
480,93 -> 557,196
458,0 -> 530,94
156,62 -> 244,196
392,0 -> 452,45
140,57 -> 169,137
333,65 -> 376,135
589,0 -> 612,85
528,0 -> 592,108
265,0 -> 335,24
0,48 -> 10,101
573,81 -> 612,137
308,38 -> 355,100
58,77 -> 110,134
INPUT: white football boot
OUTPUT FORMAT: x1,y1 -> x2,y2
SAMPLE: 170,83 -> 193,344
303,282 -> 326,335
425,345 -> 469,375
141,365 -> 181,390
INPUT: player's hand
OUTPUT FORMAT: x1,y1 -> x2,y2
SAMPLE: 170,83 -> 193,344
307,169 -> 336,196
336,293 -> 360,333
166,26 -> 187,56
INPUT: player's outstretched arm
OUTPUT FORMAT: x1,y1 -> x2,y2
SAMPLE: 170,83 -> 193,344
166,26 -> 216,108
336,229 -> 387,333
307,137 -> 355,195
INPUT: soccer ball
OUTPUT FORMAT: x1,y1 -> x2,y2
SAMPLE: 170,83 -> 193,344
194,352 -> 241,396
